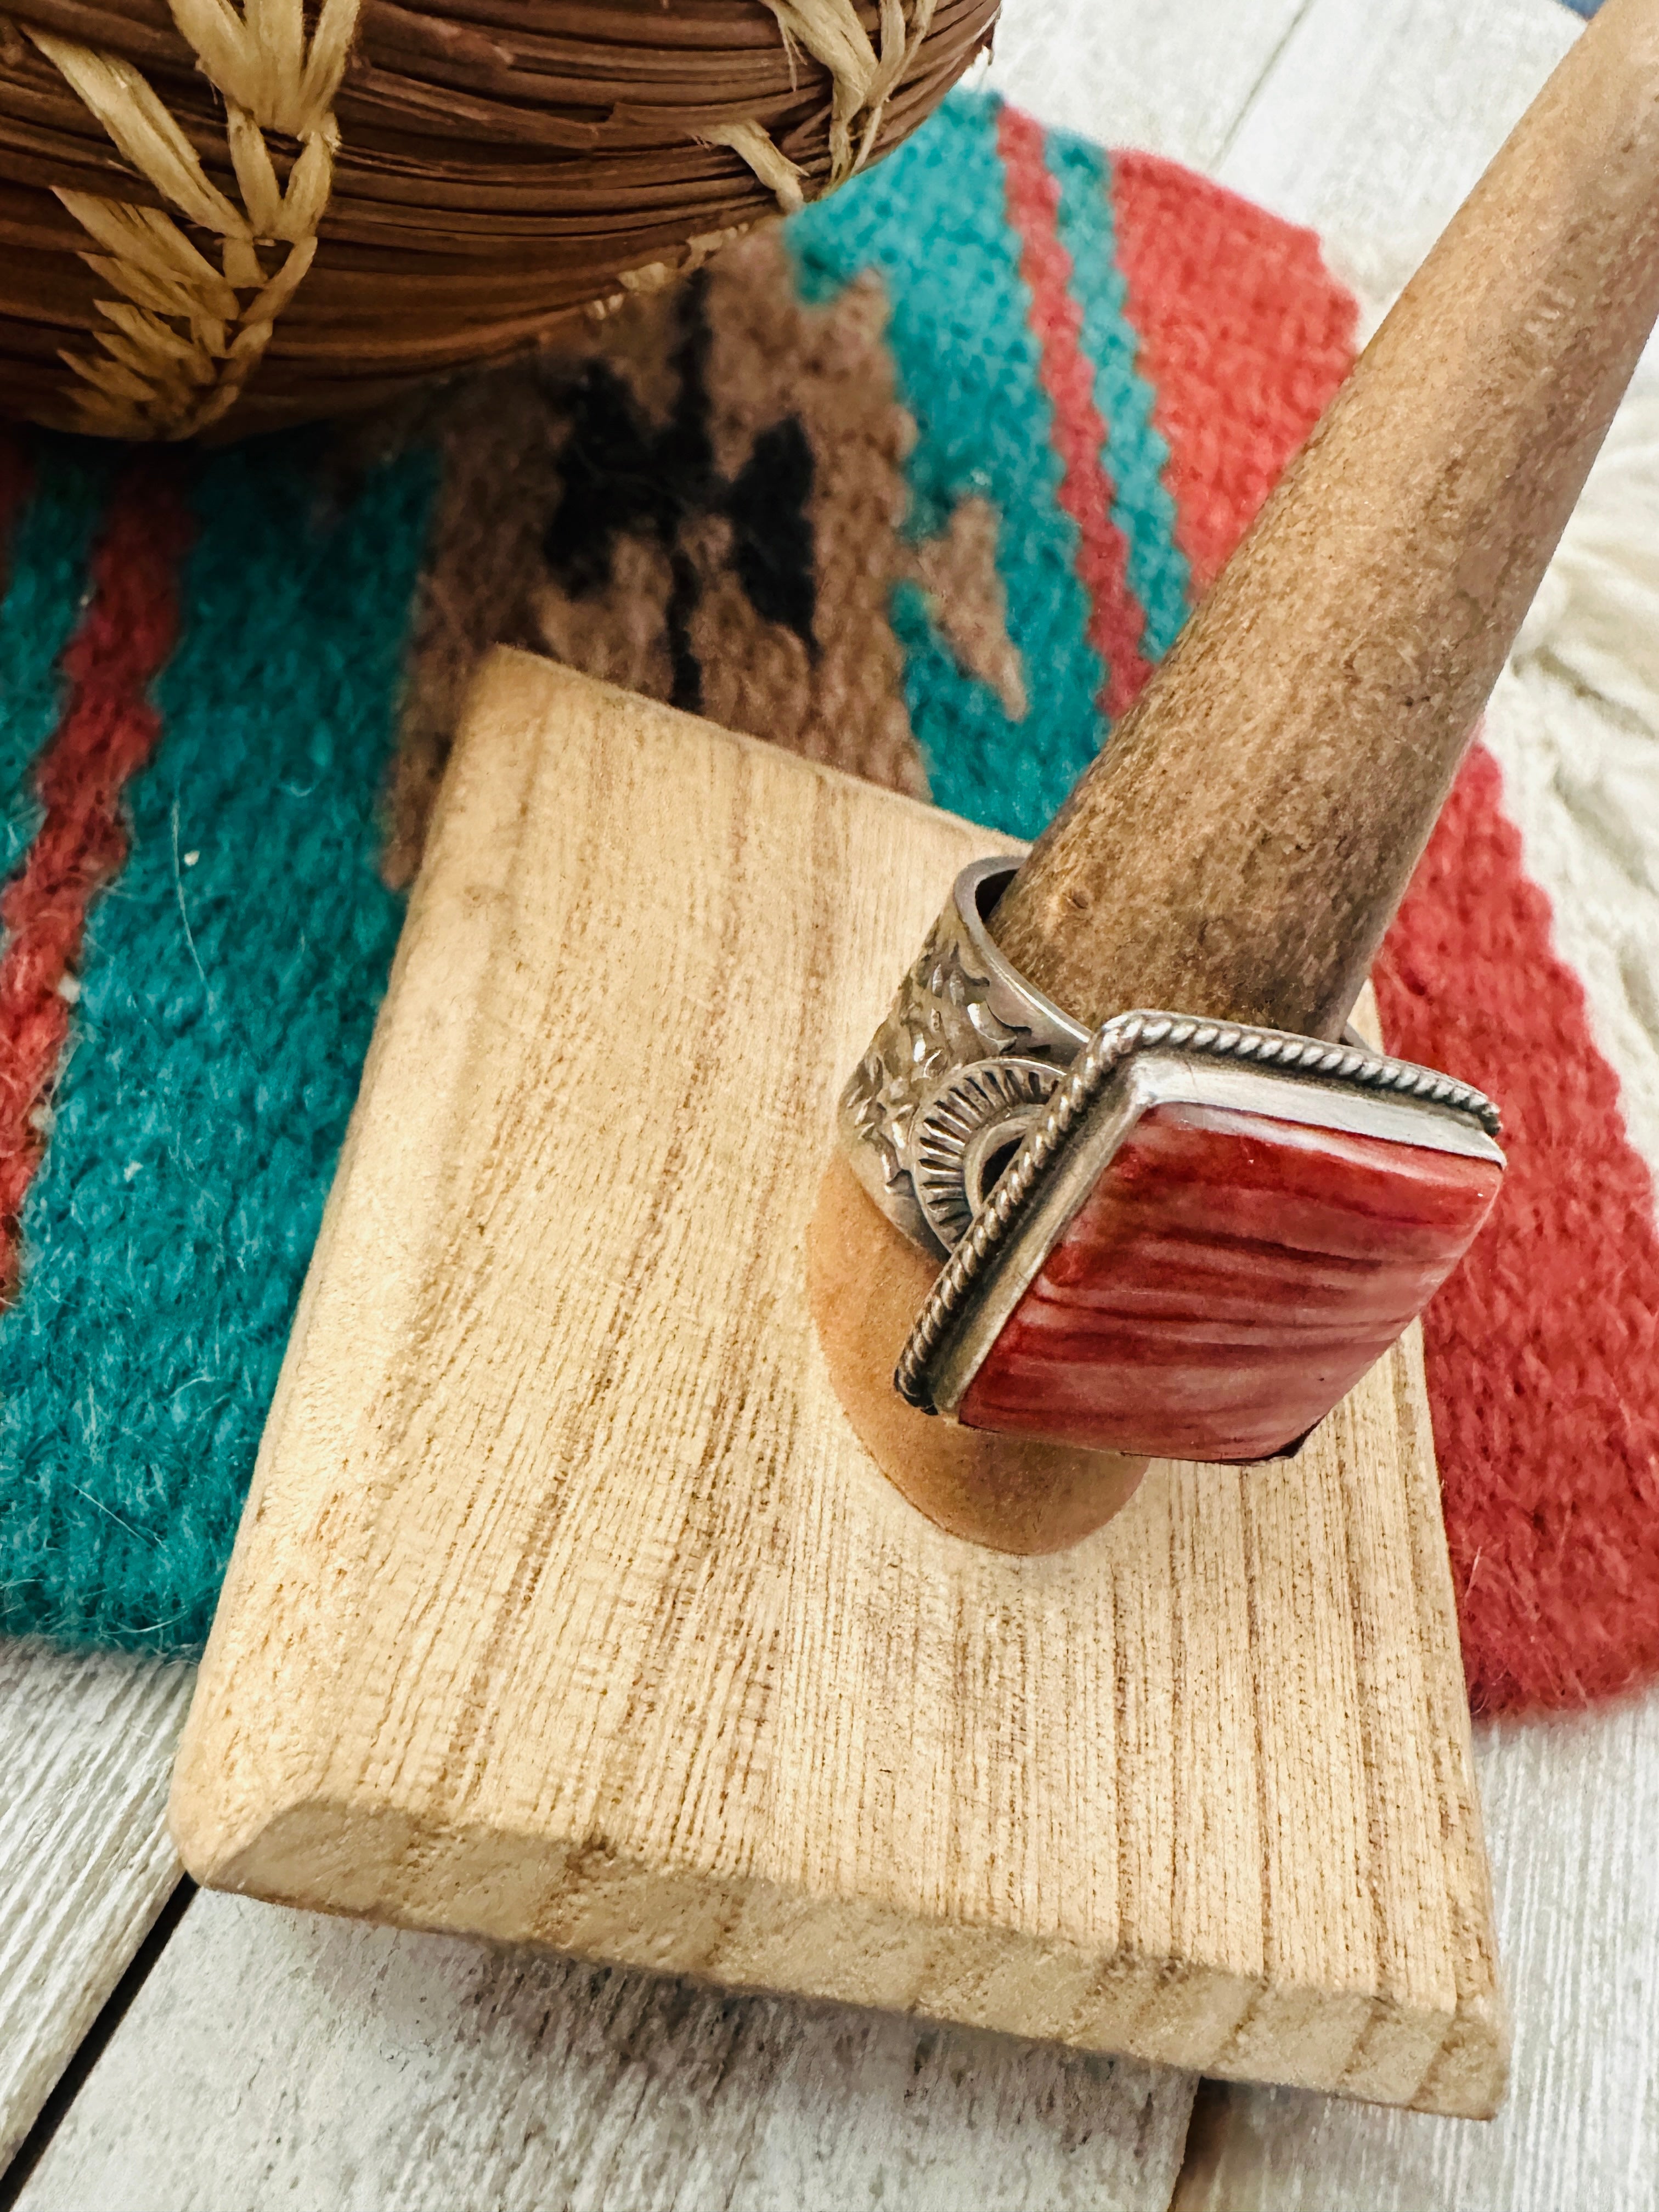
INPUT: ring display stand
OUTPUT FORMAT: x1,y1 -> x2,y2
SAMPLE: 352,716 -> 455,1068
170,651 -> 1505,2118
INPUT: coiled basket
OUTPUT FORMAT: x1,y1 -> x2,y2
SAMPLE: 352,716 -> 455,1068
0,0 -> 995,441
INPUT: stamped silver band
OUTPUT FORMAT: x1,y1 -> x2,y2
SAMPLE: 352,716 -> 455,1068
837,857 -> 1090,1250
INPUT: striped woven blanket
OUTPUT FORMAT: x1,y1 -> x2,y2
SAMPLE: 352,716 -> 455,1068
1,90 -> 1655,1716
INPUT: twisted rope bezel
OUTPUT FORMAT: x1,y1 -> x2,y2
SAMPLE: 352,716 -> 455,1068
893,1011 -> 1501,1413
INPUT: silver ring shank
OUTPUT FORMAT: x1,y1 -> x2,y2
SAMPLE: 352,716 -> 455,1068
837,857 -> 1089,1250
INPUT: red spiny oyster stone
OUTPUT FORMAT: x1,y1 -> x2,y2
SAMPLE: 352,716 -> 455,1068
956,1102 -> 1503,1463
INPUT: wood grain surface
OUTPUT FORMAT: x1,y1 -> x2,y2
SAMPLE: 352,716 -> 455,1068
0,1641 -> 191,2169
5,8 -> 1630,2207
170,651 -> 1499,2114
1174,1683 -> 1659,2212
14,1891 -> 1193,2212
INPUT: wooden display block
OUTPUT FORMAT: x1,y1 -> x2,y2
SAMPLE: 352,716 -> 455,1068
170,651 -> 1505,2117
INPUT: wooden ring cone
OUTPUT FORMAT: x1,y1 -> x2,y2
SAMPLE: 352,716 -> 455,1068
810,0 -> 1659,1554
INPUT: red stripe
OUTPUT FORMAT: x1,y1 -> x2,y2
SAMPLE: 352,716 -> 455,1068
996,104 -> 1153,722
1091,150 -> 1659,1714
1376,745 -> 1659,1712
1110,151 -> 1356,592
0,465 -> 193,1301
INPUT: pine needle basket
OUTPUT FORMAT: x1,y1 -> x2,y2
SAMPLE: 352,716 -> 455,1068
0,0 -> 997,441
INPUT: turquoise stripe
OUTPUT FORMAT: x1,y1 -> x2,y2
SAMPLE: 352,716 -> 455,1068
788,92 -> 1105,839
0,432 -> 437,1652
1047,138 -> 1192,662
0,441 -> 114,878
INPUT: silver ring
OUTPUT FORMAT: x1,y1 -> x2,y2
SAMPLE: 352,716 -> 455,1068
911,1055 -> 1063,1250
893,1009 -> 1503,1421
837,858 -> 1089,1250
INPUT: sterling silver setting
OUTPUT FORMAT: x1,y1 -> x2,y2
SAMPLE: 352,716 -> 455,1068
837,857 -> 1088,1250
911,1055 -> 1063,1250
891,1010 -> 1503,1419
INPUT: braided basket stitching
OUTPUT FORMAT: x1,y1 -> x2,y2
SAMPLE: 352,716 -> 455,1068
24,0 -> 358,441
22,0 -> 951,437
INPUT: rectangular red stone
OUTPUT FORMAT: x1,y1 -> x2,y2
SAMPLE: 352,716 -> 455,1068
956,1101 -> 1503,1463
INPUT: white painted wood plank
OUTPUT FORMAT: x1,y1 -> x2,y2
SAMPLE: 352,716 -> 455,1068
1174,1686 -> 1659,2211
985,0 -> 1313,172
0,1641 -> 191,2170
1481,392 -> 1659,1187
1215,0 -> 1578,321
15,1892 -> 1194,2212
1178,7 -> 1659,2204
